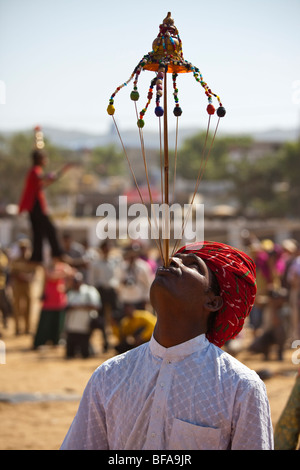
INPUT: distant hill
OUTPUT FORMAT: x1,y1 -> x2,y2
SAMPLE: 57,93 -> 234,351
37,125 -> 205,150
251,127 -> 299,143
0,125 -> 298,150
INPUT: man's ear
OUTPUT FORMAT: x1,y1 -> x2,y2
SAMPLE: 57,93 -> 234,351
205,294 -> 223,312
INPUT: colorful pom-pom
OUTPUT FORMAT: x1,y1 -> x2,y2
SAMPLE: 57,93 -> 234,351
137,119 -> 145,128
130,91 -> 140,101
206,104 -> 215,115
217,106 -> 226,117
107,104 -> 115,116
173,106 -> 182,117
155,106 -> 164,117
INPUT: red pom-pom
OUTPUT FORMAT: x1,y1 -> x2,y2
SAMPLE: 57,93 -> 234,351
206,104 -> 215,115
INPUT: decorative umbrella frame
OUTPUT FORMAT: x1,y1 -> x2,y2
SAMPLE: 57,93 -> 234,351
107,12 -> 226,266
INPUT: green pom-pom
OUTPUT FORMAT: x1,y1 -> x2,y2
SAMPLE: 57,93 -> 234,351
130,91 -> 140,101
137,119 -> 145,128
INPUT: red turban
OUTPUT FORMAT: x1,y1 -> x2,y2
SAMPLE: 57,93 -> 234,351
175,241 -> 257,347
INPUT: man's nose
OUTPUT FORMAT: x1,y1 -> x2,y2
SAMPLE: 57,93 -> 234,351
169,256 -> 183,268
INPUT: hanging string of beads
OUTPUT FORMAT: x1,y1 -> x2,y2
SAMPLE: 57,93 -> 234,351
130,68 -> 141,102
172,73 -> 182,117
137,76 -> 157,128
107,71 -> 136,116
154,66 -> 165,118
191,66 -> 226,117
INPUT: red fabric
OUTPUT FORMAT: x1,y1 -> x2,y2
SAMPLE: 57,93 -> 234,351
175,241 -> 257,347
19,165 -> 47,213
42,264 -> 69,310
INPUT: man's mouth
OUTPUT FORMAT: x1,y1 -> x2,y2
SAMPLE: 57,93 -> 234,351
156,265 -> 181,277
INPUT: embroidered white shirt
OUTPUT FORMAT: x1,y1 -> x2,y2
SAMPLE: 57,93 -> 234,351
61,334 -> 274,450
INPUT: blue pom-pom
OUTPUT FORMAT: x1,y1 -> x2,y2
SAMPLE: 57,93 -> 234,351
155,106 -> 164,117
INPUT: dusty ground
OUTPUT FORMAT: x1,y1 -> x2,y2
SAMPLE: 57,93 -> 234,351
0,312 -> 298,450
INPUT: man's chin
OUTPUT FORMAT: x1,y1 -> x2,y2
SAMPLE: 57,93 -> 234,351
150,274 -> 175,306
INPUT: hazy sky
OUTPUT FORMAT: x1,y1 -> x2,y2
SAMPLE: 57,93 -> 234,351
1,0 -> 300,136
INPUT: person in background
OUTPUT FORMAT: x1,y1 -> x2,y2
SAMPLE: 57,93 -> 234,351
64,272 -> 101,359
18,149 -> 73,263
286,249 -> 300,342
114,303 -> 156,354
118,241 -> 154,311
90,240 -> 121,352
249,288 -> 290,361
10,239 -> 36,335
61,233 -> 89,279
33,258 -> 74,349
0,246 -> 11,334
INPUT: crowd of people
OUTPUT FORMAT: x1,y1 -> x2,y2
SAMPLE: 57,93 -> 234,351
7,144 -> 298,362
245,236 -> 300,361
1,232 -> 300,449
0,235 -> 158,358
1,232 -> 300,362
0,146 -> 160,357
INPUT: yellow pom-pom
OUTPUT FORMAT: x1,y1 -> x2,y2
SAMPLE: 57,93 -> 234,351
107,104 -> 115,115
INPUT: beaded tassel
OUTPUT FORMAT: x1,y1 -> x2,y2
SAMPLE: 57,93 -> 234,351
138,77 -> 157,128
107,72 -> 135,116
154,66 -> 164,117
172,73 -> 182,116
191,66 -> 225,116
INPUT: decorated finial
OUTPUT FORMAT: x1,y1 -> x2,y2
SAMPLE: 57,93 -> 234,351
151,12 -> 183,64
107,12 -> 226,125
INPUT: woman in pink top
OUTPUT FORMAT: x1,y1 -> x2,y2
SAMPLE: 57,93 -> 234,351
33,260 -> 74,349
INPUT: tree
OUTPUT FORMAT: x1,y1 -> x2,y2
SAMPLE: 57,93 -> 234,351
174,130 -> 299,218
0,133 -> 33,205
228,152 -> 284,217
175,132 -> 252,181
276,141 -> 300,217
89,145 -> 125,177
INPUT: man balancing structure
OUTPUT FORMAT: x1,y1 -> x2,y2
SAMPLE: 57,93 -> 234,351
61,241 -> 273,450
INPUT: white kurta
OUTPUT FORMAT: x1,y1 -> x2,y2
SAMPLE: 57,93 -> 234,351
61,334 -> 273,450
